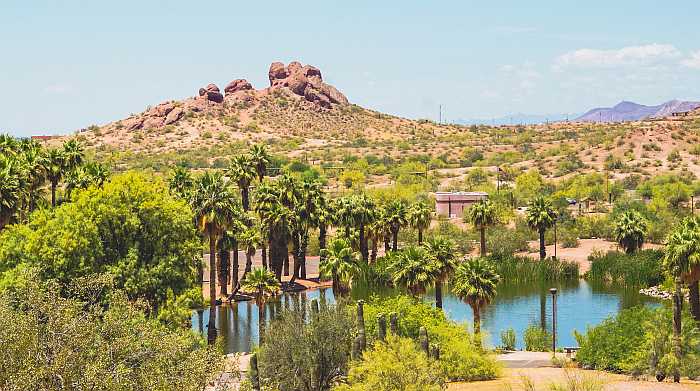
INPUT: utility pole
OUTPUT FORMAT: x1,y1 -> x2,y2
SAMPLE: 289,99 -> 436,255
550,288 -> 558,355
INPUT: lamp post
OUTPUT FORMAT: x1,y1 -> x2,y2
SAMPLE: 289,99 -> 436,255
549,288 -> 558,355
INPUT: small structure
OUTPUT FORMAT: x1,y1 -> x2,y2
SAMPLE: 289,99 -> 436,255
435,191 -> 488,218
671,111 -> 691,117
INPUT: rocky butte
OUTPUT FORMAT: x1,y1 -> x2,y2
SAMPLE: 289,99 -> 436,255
120,61 -> 349,131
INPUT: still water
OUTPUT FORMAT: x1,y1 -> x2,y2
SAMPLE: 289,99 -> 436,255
192,279 -> 660,354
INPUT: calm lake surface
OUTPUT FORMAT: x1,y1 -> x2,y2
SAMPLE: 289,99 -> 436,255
192,279 -> 660,354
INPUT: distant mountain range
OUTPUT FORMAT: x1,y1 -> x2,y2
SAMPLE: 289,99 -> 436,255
575,100 -> 700,123
455,113 -> 577,126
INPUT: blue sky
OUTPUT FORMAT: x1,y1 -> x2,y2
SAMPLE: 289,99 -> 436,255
2,0 -> 700,136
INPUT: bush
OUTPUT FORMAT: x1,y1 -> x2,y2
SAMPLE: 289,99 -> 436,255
0,273 -> 223,390
257,304 -> 355,391
335,336 -> 445,391
523,324 -> 551,352
586,250 -> 664,287
487,224 -> 531,256
500,328 -> 517,350
575,215 -> 613,239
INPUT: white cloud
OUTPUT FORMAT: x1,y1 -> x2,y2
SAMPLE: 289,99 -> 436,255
554,44 -> 680,69
681,51 -> 700,69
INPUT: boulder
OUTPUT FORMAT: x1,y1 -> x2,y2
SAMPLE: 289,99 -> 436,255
224,79 -> 253,95
149,102 -> 174,117
164,107 -> 184,125
268,62 -> 288,85
142,116 -> 164,129
266,61 -> 348,107
198,84 -> 224,103
123,116 -> 144,131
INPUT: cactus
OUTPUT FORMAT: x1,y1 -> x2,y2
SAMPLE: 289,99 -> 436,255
389,312 -> 398,335
377,313 -> 387,341
357,300 -> 366,352
419,326 -> 429,355
249,353 -> 260,391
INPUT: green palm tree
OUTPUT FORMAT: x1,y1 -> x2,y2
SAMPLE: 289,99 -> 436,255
390,245 -> 440,297
385,200 -> 408,251
169,166 -> 194,200
352,194 -> 376,263
0,155 -> 21,230
250,144 -> 271,182
190,171 -> 238,305
239,224 -> 262,280
61,139 -> 84,170
451,257 -> 500,347
614,210 -> 647,254
465,199 -> 497,256
227,155 -> 256,211
409,201 -> 432,245
320,238 -> 360,297
424,236 -> 458,309
42,149 -> 65,207
665,216 -> 700,377
240,267 -> 281,344
526,196 -> 557,260
18,141 -> 46,212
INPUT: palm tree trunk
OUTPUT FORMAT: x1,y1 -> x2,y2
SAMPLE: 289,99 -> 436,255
673,276 -> 683,383
539,228 -> 546,260
435,282 -> 443,309
242,186 -> 250,211
284,248 -> 290,277
300,232 -> 308,279
231,239 -> 239,292
418,229 -> 423,245
473,307 -> 482,348
291,233 -> 301,281
480,226 -> 486,256
384,236 -> 390,253
244,248 -> 254,276
319,223 -> 327,264
359,224 -> 368,262
261,244 -> 267,269
689,280 -> 700,323
207,306 -> 217,345
392,228 -> 399,251
218,239 -> 229,297
208,227 -> 217,305
371,238 -> 378,263
51,181 -> 57,208
258,297 -> 265,346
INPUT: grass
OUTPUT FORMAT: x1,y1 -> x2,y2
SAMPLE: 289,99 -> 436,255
585,249 -> 664,287
488,255 -> 579,283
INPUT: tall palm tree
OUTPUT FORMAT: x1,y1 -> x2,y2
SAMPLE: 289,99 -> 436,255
665,216 -> 700,372
452,257 -> 500,347
238,224 -> 262,280
385,200 -> 408,251
227,155 -> 256,211
239,267 -> 281,344
465,199 -> 497,256
352,194 -> 375,263
169,166 -> 194,199
0,155 -> 21,230
424,236 -> 458,309
614,209 -> 647,254
408,201 -> 432,245
389,245 -> 440,297
18,141 -> 46,212
61,139 -> 84,170
250,144 -> 271,182
190,171 -> 238,305
320,238 -> 360,297
43,149 -> 65,207
526,196 -> 557,260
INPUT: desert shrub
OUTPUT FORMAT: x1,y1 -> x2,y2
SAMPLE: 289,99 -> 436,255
523,324 -> 552,352
257,304 -> 355,391
575,215 -> 613,240
0,274 -> 223,390
575,306 -> 700,377
500,328 -> 517,350
335,336 -> 445,391
586,250 -> 664,287
487,224 -> 531,256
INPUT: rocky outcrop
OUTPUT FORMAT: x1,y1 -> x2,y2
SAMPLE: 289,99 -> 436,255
267,61 -> 348,108
198,83 -> 224,103
224,79 -> 253,95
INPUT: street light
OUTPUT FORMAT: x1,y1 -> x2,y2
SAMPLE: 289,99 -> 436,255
549,288 -> 558,355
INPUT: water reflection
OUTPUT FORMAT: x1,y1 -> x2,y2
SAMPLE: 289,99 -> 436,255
192,279 -> 660,353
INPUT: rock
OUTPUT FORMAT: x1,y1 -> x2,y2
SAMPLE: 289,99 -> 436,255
142,116 -> 164,129
267,61 -> 348,107
224,79 -> 253,95
198,84 -> 224,103
149,102 -> 174,117
164,107 -> 184,125
122,116 -> 144,131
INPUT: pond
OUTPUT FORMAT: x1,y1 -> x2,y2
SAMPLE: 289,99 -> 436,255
192,279 -> 660,354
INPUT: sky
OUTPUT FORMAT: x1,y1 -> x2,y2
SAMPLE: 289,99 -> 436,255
2,0 -> 700,136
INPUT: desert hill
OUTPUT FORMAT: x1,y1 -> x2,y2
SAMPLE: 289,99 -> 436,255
576,100 -> 700,123
60,62 -> 700,186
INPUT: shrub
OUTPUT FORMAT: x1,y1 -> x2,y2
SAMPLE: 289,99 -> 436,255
257,304 -> 355,391
335,336 -> 445,391
487,224 -> 531,256
586,250 -> 664,287
500,328 -> 517,350
523,324 -> 551,352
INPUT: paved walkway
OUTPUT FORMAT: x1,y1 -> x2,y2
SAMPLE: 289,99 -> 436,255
496,351 -> 565,368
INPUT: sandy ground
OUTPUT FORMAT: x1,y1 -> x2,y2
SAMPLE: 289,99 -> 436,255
448,367 -> 700,391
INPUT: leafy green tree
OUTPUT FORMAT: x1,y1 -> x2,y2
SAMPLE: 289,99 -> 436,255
452,257 -> 500,346
423,236 -> 457,309
390,246 -> 440,297
190,171 -> 238,304
239,267 -> 280,343
465,199 -> 497,256
615,210 -> 647,254
227,155 -> 256,211
526,196 -> 557,260
320,238 -> 359,297
408,201 -> 431,245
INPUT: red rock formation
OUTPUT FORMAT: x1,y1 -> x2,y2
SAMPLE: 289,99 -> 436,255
224,79 -> 253,95
198,83 -> 224,103
267,61 -> 348,108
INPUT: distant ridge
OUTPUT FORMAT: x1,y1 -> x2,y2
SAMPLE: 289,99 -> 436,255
456,113 -> 577,126
576,100 -> 700,123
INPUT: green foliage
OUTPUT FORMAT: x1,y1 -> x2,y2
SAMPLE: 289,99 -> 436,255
489,254 -> 579,283
257,304 -> 355,391
0,172 -> 200,317
500,328 -> 517,350
586,250 -> 664,287
0,273 -> 223,390
335,336 -> 445,391
614,210 -> 647,254
486,222 -> 532,257
523,324 -> 552,352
